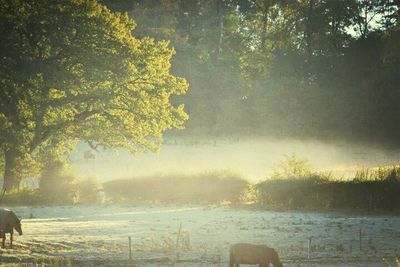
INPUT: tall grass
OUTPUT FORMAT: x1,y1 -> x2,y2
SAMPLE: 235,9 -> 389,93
252,155 -> 400,212
354,165 -> 400,181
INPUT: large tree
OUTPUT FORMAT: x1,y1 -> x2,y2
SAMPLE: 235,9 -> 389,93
0,0 -> 188,190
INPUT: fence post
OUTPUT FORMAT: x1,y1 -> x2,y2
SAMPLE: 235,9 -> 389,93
308,237 -> 312,259
359,228 -> 362,251
128,236 -> 132,260
176,223 -> 182,261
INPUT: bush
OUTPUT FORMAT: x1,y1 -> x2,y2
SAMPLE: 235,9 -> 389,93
1,188 -> 42,206
255,156 -> 400,212
271,154 -> 313,179
239,184 -> 262,204
39,160 -> 76,205
103,171 -> 248,204
75,177 -> 103,204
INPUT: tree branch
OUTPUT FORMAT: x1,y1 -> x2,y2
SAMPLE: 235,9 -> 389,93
29,109 -> 100,153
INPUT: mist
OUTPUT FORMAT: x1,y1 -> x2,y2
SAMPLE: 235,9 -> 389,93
1,1 -> 400,266
70,138 -> 400,183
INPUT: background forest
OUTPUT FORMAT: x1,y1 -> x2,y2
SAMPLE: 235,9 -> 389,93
2,2 -> 400,266
1,0 -> 400,211
103,0 -> 400,145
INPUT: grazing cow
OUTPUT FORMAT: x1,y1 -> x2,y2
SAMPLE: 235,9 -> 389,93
230,243 -> 283,267
0,208 -> 22,248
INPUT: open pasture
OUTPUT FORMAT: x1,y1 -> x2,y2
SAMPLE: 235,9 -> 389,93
1,206 -> 400,266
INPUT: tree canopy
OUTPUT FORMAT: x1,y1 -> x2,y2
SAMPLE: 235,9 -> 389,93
103,0 -> 400,144
0,0 -> 188,189
1,0 -> 399,189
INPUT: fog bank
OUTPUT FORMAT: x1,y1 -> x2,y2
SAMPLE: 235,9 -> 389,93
70,138 -> 400,182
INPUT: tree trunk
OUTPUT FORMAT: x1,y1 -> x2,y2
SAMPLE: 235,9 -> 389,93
215,0 -> 224,59
305,0 -> 314,61
3,149 -> 21,191
361,1 -> 369,38
260,10 -> 268,48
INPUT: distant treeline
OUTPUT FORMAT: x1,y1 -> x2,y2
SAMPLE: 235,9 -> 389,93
102,157 -> 400,213
246,156 -> 400,212
254,175 -> 400,212
102,0 -> 400,146
4,157 -> 400,214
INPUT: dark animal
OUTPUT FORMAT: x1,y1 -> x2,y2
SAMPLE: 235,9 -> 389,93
0,208 -> 22,248
229,243 -> 283,267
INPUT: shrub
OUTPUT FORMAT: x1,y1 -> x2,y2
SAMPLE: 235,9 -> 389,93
255,156 -> 400,212
103,171 -> 248,204
271,154 -> 313,180
2,187 -> 42,206
39,161 -> 76,205
239,184 -> 262,204
75,177 -> 103,204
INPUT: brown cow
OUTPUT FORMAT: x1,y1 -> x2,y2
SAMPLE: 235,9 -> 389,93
0,208 -> 22,249
229,243 -> 283,267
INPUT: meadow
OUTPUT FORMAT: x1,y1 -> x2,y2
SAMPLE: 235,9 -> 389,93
1,205 -> 400,267
2,154 -> 400,266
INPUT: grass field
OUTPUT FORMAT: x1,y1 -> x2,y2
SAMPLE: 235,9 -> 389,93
1,205 -> 400,266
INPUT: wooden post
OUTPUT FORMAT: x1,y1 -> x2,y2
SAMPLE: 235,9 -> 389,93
176,223 -> 182,249
176,223 -> 182,261
308,237 -> 312,259
128,236 -> 132,260
359,228 -> 362,251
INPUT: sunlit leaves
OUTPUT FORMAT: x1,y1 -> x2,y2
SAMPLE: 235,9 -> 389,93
0,0 -> 188,184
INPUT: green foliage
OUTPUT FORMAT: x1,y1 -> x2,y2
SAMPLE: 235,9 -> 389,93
1,0 -> 400,195
355,166 -> 400,182
102,0 -> 400,148
255,162 -> 400,212
103,171 -> 248,204
239,184 -> 262,204
0,0 -> 188,188
14,160 -> 104,205
75,177 -> 103,204
39,160 -> 105,205
2,188 -> 42,206
39,160 -> 76,205
271,154 -> 313,180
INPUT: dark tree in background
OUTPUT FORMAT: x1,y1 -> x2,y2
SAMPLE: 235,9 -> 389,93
103,0 -> 400,145
1,0 -> 399,188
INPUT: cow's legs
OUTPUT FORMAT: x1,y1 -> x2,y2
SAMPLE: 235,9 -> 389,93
10,232 -> 13,249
